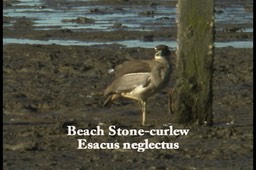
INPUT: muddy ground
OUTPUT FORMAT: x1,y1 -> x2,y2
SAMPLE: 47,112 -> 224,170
3,0 -> 253,170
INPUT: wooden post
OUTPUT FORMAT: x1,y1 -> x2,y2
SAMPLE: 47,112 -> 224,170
171,0 -> 214,126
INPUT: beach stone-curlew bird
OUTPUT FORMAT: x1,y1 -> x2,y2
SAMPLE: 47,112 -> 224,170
103,45 -> 172,126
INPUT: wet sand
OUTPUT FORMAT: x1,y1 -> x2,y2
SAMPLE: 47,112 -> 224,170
3,0 -> 253,169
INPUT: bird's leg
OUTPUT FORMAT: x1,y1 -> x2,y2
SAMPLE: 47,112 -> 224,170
168,89 -> 173,114
141,100 -> 146,126
137,100 -> 142,110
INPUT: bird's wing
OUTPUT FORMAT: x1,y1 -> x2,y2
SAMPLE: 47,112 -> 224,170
104,72 -> 151,95
115,60 -> 151,77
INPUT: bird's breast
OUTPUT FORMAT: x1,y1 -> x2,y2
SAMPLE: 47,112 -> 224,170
151,61 -> 171,87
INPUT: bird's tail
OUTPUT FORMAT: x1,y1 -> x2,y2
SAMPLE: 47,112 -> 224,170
103,95 -> 113,107
103,94 -> 120,107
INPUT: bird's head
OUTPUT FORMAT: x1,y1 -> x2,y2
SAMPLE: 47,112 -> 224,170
154,45 -> 171,60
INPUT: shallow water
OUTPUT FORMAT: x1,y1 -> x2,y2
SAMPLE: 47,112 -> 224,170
3,38 -> 253,48
3,0 -> 175,31
3,0 -> 253,48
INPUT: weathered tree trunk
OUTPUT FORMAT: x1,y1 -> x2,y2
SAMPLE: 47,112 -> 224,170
171,0 -> 214,126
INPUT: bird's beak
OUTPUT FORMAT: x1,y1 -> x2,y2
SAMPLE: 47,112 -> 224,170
155,50 -> 162,58
155,50 -> 160,55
